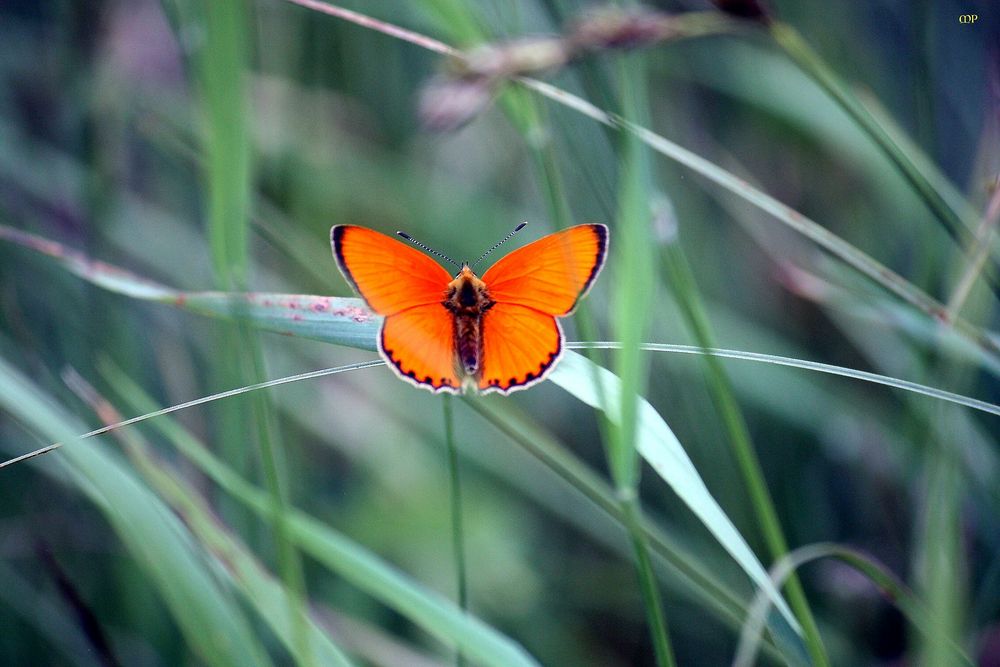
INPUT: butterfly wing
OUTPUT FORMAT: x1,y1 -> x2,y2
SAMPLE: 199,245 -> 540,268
481,224 -> 608,315
380,304 -> 461,393
332,225 -> 459,393
478,303 -> 562,394
331,225 -> 452,315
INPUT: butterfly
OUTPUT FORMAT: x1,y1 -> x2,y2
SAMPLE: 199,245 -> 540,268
331,223 -> 608,394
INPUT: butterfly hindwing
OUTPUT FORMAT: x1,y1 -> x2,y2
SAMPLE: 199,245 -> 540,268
332,225 -> 452,316
481,224 -> 608,316
380,303 -> 462,393
479,302 -> 562,394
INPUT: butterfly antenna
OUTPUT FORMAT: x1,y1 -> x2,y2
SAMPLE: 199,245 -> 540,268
396,231 -> 462,269
471,222 -> 527,269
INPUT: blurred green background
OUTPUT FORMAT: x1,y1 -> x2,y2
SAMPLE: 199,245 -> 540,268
0,0 -> 997,665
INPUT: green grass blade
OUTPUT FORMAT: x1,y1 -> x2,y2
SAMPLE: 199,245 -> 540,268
97,371 -> 542,667
733,543 -> 973,667
72,371 -> 356,667
178,3 -> 314,662
657,239 -> 830,665
464,398 -> 805,664
769,23 -> 988,272
0,222 -> 381,349
611,46 -> 676,667
548,350 -> 803,637
0,356 -> 271,667
441,394 -> 469,667
190,0 -> 253,289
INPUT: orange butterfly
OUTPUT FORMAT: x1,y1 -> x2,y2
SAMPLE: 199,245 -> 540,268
331,223 -> 608,394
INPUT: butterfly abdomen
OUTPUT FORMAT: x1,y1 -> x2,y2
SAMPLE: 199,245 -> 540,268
454,315 -> 482,375
444,266 -> 494,379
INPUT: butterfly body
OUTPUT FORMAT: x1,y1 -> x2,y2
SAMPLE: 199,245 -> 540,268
444,265 -> 492,378
332,223 -> 607,395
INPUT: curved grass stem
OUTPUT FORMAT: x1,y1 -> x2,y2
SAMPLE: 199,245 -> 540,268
733,543 -> 973,667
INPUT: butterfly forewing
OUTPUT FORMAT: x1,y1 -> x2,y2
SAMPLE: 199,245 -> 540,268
481,224 -> 608,316
332,225 -> 451,316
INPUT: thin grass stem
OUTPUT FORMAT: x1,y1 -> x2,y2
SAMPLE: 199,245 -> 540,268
570,342 -> 1000,418
657,245 -> 828,665
5,344 -> 999,472
621,490 -> 677,667
0,360 -> 384,469
442,395 -> 468,667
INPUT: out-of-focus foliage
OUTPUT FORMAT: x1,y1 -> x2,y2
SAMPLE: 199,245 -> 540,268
0,0 -> 997,665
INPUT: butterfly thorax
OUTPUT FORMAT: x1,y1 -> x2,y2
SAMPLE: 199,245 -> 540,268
443,265 -> 494,379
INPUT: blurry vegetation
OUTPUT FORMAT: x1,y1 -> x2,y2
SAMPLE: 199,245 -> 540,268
0,0 -> 998,666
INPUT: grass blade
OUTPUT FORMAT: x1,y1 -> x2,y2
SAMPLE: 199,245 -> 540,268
768,22 -> 989,277
441,395 -> 469,667
181,0 -> 314,660
0,223 -> 381,349
610,45 -> 676,667
0,355 -> 271,667
69,370 -> 356,667
733,543 -> 973,667
98,370 -> 542,667
547,351 -> 803,639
